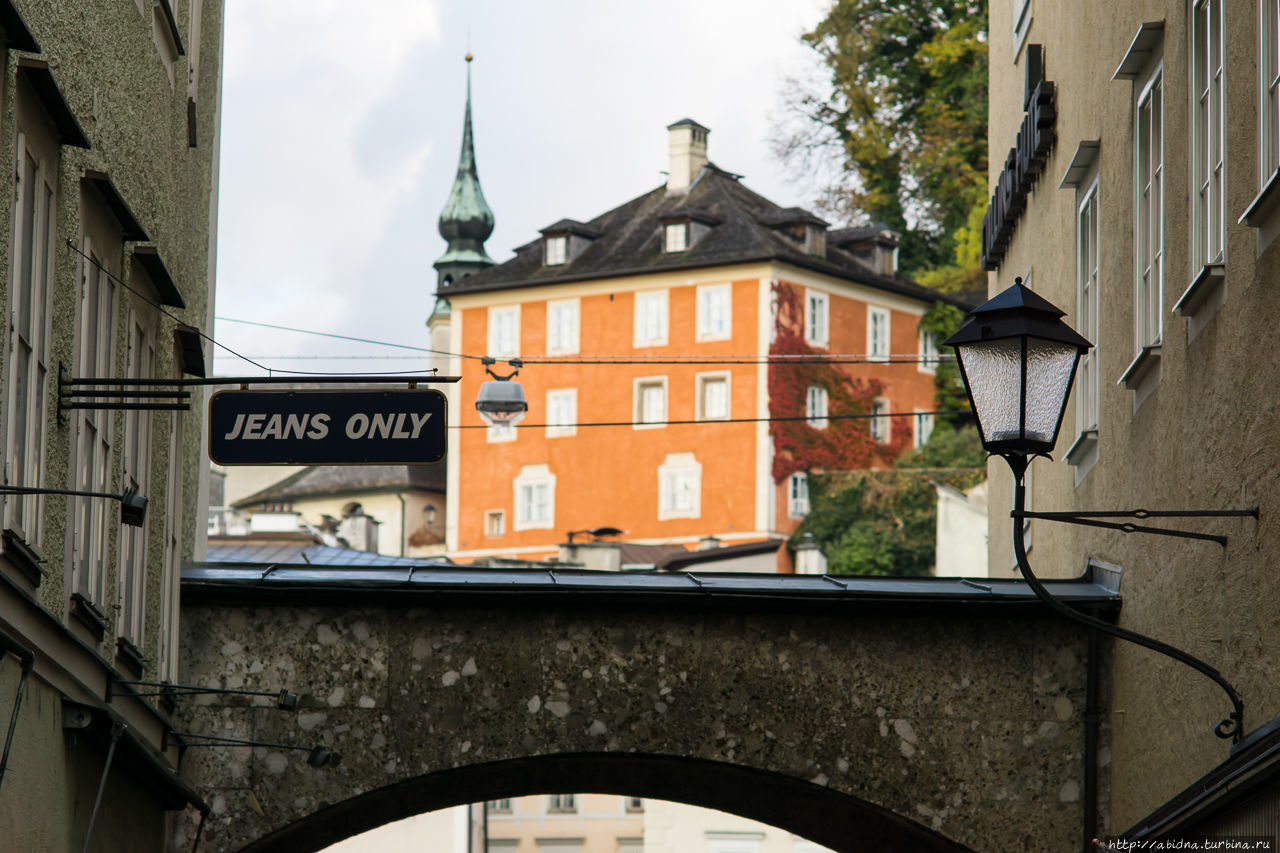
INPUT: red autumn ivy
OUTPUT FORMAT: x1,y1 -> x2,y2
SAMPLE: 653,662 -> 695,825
770,282 -> 910,483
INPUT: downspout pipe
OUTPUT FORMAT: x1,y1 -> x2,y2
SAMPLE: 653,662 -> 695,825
1084,627 -> 1100,850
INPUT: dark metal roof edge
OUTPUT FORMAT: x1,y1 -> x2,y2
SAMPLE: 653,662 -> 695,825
132,245 -> 185,308
82,170 -> 148,240
181,566 -> 1121,610
1,0 -> 39,52
1123,715 -> 1280,839
16,58 -> 89,148
441,252 -> 954,307
661,539 -> 784,571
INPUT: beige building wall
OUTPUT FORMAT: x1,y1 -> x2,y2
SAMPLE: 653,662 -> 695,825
643,800 -> 835,853
320,805 -> 469,853
485,794 -> 644,852
987,0 -> 1280,831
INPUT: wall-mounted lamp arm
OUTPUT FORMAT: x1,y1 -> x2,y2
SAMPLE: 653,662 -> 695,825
167,731 -> 337,767
109,679 -> 298,710
0,485 -> 146,527
0,630 -> 35,793
1005,454 -> 1244,743
1013,507 -> 1258,546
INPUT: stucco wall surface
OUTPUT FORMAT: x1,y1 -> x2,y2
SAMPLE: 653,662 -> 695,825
176,600 -> 1106,852
986,0 -> 1277,831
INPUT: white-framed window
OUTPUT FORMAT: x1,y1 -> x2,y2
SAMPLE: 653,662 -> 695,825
658,452 -> 701,520
1013,0 -> 1033,58
707,834 -> 764,853
488,305 -> 520,358
1190,0 -> 1225,272
545,234 -> 567,265
918,328 -> 939,373
486,421 -> 517,444
870,398 -> 891,444
664,222 -> 688,252
70,233 -> 119,605
1135,60 -> 1164,352
545,388 -> 577,437
634,376 -> 667,429
546,298 -> 580,355
804,289 -> 828,347
624,797 -> 644,813
805,385 -> 828,429
913,410 -> 935,449
485,510 -> 505,537
514,465 -> 555,531
1077,178 -> 1101,437
118,307 -> 156,646
487,799 -> 512,814
868,306 -> 891,361
1260,0 -> 1280,182
696,372 -> 730,420
696,283 -> 731,341
6,116 -> 59,550
634,289 -> 668,347
546,794 -> 577,814
157,411 -> 184,682
788,472 -> 810,518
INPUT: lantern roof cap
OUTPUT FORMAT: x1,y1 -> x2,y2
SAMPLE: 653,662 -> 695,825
970,280 -> 1065,318
944,280 -> 1092,351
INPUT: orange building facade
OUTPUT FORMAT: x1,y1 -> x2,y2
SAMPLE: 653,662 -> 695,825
432,118 -> 955,568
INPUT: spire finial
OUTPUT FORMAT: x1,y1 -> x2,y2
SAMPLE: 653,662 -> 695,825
434,50 -> 495,287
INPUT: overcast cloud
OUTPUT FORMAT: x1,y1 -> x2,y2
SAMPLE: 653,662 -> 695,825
212,0 -> 828,375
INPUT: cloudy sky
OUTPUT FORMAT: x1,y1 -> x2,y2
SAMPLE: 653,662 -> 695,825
211,0 -> 831,376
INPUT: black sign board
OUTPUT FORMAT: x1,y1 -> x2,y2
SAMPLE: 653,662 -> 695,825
209,389 -> 447,465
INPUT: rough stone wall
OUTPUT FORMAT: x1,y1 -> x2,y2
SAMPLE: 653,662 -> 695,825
177,600 -> 1106,852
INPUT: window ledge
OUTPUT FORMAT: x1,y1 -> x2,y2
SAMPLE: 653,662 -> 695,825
1064,428 -> 1098,467
1118,345 -> 1161,390
1173,263 -> 1225,318
70,594 -> 108,642
1240,169 -> 1280,228
116,637 -> 146,678
2,530 -> 44,587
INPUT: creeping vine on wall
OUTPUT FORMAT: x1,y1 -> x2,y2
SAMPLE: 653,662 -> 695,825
769,281 -> 908,484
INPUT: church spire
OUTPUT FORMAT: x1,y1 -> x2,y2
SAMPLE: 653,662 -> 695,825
434,53 -> 495,288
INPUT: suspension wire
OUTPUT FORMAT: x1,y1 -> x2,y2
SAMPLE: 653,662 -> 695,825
214,315 -> 953,367
456,409 -> 968,429
66,243 -> 439,377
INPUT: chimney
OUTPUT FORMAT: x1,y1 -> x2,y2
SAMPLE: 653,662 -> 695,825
667,119 -> 709,191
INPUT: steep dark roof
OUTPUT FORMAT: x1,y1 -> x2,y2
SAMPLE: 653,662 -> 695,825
235,464 -> 445,508
439,165 -> 963,307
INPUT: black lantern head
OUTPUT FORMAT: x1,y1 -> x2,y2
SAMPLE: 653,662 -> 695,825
943,279 -> 1092,457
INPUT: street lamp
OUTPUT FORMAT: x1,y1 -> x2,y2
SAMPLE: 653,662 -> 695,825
945,279 -> 1248,744
475,357 -> 528,428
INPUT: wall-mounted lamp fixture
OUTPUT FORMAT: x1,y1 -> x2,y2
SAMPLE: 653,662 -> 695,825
424,504 -> 437,526
166,731 -> 337,768
108,679 -> 298,711
0,485 -> 147,527
946,279 -> 1256,744
475,357 -> 528,427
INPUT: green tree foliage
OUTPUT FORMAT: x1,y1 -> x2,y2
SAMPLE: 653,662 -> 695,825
781,0 -> 988,287
791,427 -> 986,576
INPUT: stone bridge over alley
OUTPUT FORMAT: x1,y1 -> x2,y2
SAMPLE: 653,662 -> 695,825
172,564 -> 1119,852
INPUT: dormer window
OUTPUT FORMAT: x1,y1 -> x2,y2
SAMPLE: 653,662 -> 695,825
545,235 -> 567,266
658,207 -> 719,254
805,225 -> 826,256
664,222 -> 689,253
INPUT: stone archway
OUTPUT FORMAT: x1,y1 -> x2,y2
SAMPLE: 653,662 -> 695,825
175,577 -> 1109,852
240,753 -> 973,853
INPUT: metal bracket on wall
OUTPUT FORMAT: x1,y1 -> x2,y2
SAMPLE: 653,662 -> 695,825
1012,507 -> 1259,546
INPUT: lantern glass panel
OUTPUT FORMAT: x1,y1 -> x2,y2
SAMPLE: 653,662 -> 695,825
957,338 -> 1023,443
1024,337 -> 1080,444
